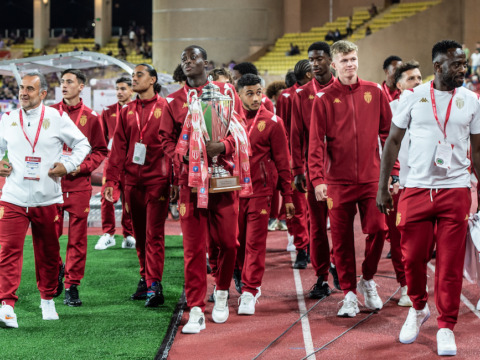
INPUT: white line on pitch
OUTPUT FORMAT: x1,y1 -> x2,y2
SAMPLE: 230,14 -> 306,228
290,252 -> 316,359
426,262 -> 480,320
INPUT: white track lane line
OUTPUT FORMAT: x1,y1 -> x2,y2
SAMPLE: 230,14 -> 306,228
427,262 -> 480,319
290,252 -> 316,359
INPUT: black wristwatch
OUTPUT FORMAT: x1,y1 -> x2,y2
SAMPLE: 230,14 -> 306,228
391,175 -> 399,185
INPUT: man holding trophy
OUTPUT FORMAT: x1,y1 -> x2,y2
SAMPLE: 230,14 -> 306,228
159,45 -> 248,334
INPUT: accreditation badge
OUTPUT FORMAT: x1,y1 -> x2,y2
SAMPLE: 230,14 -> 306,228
434,142 -> 453,169
24,156 -> 41,181
133,142 -> 147,165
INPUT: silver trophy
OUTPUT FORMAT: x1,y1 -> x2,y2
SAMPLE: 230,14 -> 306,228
187,77 -> 241,192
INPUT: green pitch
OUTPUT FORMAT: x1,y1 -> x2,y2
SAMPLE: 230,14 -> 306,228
1,235 -> 184,360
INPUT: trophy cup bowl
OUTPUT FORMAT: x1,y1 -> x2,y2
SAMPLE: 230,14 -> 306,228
190,79 -> 241,192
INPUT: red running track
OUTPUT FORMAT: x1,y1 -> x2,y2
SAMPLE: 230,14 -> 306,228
167,214 -> 480,360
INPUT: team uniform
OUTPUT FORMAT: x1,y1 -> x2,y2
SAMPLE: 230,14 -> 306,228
106,94 -> 171,299
159,81 -> 244,312
261,94 -> 275,113
236,107 -> 292,305
382,81 -> 401,103
393,82 -> 480,330
290,76 -> 336,280
0,104 -> 90,320
98,103 -> 134,247
51,100 -> 108,292
308,78 -> 395,297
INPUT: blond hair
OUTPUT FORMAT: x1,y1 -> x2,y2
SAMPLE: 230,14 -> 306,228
331,41 -> 358,58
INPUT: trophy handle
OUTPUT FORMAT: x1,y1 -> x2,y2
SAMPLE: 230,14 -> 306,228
187,89 -> 198,105
224,85 -> 235,122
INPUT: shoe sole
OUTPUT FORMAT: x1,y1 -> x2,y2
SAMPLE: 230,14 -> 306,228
437,349 -> 457,356
64,302 -> 82,307
238,309 -> 255,315
212,310 -> 229,323
399,312 -> 430,344
0,320 -> 18,328
337,311 -> 357,318
293,264 -> 307,269
181,323 -> 206,334
145,295 -> 165,307
43,316 -> 59,320
95,243 -> 115,250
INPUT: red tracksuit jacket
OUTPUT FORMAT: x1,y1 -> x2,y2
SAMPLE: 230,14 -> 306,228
275,83 -> 299,142
308,78 -> 397,187
243,108 -> 292,202
290,76 -> 336,177
106,94 -> 171,187
261,94 -> 275,114
159,81 -> 244,186
100,102 -> 122,151
51,100 -> 108,192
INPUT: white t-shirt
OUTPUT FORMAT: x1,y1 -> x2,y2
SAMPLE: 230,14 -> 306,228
390,98 -> 410,187
392,81 -> 480,188
471,52 -> 480,67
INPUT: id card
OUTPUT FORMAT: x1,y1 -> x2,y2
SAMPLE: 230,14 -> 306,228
24,156 -> 41,181
107,138 -> 113,151
61,145 -> 73,162
434,142 -> 453,169
133,142 -> 147,165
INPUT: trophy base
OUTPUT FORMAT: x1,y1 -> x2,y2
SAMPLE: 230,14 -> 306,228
192,176 -> 241,193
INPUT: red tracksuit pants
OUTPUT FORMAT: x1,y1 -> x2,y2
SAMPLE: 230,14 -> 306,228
0,201 -> 61,307
328,183 -> 386,293
179,186 -> 238,311
385,190 -> 406,287
286,189 -> 309,251
57,190 -> 91,288
397,187 -> 470,330
236,196 -> 271,296
124,183 -> 169,287
101,176 -> 133,238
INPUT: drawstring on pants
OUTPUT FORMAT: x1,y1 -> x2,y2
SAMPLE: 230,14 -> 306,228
429,188 -> 438,202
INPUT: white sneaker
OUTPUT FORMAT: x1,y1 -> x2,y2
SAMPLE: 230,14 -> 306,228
40,299 -> 59,320
181,306 -> 205,334
94,233 -> 116,250
357,276 -> 383,310
238,291 -> 256,315
476,298 -> 480,311
337,291 -> 360,317
399,303 -> 430,344
437,328 -> 457,356
286,232 -> 296,251
398,285 -> 413,307
212,289 -> 229,323
277,220 -> 288,231
267,219 -> 278,231
0,303 -> 18,328
121,235 -> 136,249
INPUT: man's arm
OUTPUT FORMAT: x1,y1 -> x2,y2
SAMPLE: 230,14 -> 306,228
290,92 -> 307,192
376,123 -> 406,214
105,106 -> 128,186
77,115 -> 108,174
471,134 -> 480,179
308,94 -> 328,200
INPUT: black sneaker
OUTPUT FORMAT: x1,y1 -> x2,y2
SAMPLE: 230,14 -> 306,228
293,249 -> 308,269
131,278 -> 148,300
386,250 -> 392,259
308,278 -> 331,299
307,244 -> 311,264
53,263 -> 65,298
206,257 -> 212,274
64,284 -> 82,307
233,269 -> 243,294
145,281 -> 164,307
329,265 -> 341,290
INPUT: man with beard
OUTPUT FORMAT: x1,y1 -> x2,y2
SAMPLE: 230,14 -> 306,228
377,40 -> 480,356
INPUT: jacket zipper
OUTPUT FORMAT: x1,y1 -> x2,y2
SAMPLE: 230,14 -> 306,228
349,90 -> 358,183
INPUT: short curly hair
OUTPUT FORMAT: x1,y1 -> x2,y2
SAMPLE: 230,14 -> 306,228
266,81 -> 287,99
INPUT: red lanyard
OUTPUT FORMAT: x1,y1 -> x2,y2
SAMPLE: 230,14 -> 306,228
135,94 -> 159,142
430,81 -> 456,140
247,107 -> 263,138
116,103 -> 120,119
60,102 -> 85,126
312,78 -> 318,94
19,105 -> 45,154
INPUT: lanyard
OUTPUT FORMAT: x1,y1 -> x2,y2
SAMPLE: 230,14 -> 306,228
19,105 -> 45,154
312,78 -> 318,94
116,103 -> 120,119
135,94 -> 159,142
60,102 -> 85,126
247,107 -> 263,138
430,81 -> 456,140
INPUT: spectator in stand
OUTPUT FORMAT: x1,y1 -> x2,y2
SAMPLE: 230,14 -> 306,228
369,3 -> 378,17
288,43 -> 300,56
346,16 -> 353,37
470,48 -> 480,75
129,26 -> 136,49
325,31 -> 335,42
334,29 -> 342,41
366,26 -> 372,36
